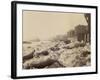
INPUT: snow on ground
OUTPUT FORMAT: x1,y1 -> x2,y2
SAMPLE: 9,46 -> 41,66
22,39 -> 91,69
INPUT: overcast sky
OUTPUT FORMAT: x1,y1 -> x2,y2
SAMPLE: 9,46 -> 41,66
23,11 -> 87,41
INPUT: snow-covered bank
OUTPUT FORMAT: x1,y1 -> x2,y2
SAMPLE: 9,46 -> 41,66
22,40 -> 91,69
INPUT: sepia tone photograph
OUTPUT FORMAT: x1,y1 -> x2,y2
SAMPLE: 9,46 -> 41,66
22,10 -> 91,69
11,1 -> 97,78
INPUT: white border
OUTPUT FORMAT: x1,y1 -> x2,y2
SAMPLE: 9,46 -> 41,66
17,3 -> 96,77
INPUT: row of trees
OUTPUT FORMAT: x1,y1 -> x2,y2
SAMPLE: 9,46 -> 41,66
67,13 -> 91,43
51,13 -> 90,43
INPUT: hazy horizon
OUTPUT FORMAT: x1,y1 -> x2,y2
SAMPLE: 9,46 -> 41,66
23,11 -> 87,41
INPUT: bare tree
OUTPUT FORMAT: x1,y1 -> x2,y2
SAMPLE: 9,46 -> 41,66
75,25 -> 87,42
84,14 -> 91,43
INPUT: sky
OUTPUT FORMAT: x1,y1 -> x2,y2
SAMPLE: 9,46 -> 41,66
23,11 -> 87,41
